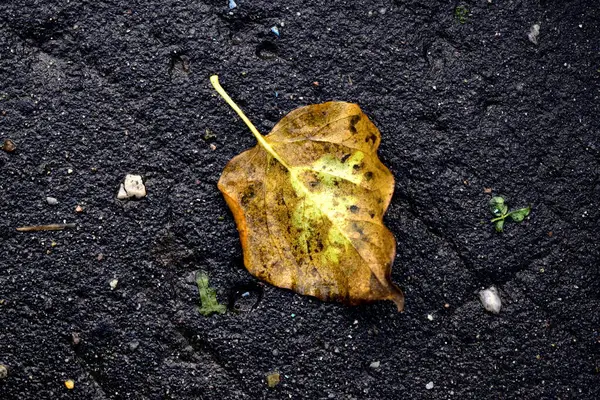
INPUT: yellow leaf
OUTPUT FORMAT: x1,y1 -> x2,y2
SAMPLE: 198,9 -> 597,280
212,76 -> 404,311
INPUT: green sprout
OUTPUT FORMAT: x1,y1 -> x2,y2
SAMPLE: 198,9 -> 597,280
454,6 -> 469,24
489,196 -> 531,232
203,128 -> 216,141
196,272 -> 226,316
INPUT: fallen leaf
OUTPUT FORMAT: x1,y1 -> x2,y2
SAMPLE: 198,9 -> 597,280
212,76 -> 404,311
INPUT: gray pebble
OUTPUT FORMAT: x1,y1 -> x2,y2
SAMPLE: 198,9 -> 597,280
46,197 -> 58,205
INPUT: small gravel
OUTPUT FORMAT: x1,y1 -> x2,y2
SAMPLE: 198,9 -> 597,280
117,174 -> 146,200
528,24 -> 540,44
479,286 -> 502,314
0,364 -> 8,379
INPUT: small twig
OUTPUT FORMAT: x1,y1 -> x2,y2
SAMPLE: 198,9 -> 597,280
16,223 -> 76,232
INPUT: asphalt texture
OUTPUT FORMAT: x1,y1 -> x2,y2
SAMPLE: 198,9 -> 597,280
1,1 -> 599,399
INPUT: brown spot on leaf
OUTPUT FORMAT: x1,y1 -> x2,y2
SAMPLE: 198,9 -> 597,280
349,114 -> 361,134
241,186 -> 255,205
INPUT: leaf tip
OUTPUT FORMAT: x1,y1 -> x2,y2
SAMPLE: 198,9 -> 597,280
391,288 -> 405,312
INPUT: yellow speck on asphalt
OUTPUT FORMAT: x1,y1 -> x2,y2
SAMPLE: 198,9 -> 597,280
266,371 -> 280,388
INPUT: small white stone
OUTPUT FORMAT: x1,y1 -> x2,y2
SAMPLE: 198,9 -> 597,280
116,183 -> 128,199
427,314 -> 434,321
369,361 -> 380,368
46,197 -> 58,205
117,174 -> 146,199
109,279 -> 119,290
528,24 -> 540,45
425,381 -> 434,390
479,286 -> 502,314
67,168 -> 73,174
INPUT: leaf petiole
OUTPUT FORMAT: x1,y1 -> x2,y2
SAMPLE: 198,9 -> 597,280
490,215 -> 506,223
210,75 -> 290,169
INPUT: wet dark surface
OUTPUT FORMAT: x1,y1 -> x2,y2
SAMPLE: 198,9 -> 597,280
1,0 -> 599,399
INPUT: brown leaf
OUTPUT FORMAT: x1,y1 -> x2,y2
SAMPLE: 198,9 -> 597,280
213,76 -> 404,311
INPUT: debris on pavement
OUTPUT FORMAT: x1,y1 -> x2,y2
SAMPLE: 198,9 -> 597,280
528,24 -> 540,44
369,361 -> 380,368
71,332 -> 80,346
0,364 -> 7,379
46,197 -> 58,205
109,278 -> 119,290
196,272 -> 227,316
479,286 -> 502,314
1,139 -> 15,152
489,196 -> 531,232
425,381 -> 434,390
16,223 -> 76,232
454,6 -> 469,24
117,174 -> 146,200
266,371 -> 280,388
64,379 -> 74,390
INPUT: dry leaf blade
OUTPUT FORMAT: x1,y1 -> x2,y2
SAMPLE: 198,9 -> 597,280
213,77 -> 403,310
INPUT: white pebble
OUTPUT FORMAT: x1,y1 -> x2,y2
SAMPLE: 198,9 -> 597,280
116,174 -> 146,199
109,279 -> 119,290
425,381 -> 434,390
369,361 -> 380,368
117,184 -> 128,199
479,286 -> 502,314
528,24 -> 540,45
46,197 -> 58,205
427,314 -> 434,321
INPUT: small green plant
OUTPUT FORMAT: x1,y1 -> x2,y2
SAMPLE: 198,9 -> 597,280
454,6 -> 469,24
203,128 -> 216,141
489,196 -> 531,232
196,272 -> 227,316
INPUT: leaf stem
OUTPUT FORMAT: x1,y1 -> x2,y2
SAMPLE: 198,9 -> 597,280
210,75 -> 290,169
490,215 -> 506,223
